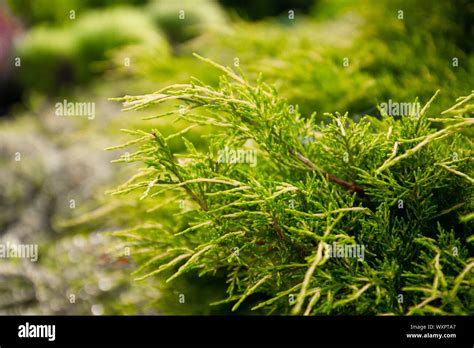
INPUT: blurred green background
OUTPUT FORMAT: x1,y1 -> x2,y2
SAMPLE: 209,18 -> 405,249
0,0 -> 472,314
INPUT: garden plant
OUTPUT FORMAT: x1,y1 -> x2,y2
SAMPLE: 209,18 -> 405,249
108,55 -> 473,315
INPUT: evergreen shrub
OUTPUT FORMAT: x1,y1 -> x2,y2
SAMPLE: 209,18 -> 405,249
108,56 -> 473,315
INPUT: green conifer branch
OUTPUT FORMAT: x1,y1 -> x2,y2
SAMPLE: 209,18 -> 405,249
108,56 -> 474,315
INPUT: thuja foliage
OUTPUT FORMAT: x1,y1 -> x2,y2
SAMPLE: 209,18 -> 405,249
109,56 -> 473,315
188,0 -> 472,117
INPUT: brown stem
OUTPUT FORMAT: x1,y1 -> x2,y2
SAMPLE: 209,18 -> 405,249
271,219 -> 285,240
290,149 -> 364,194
